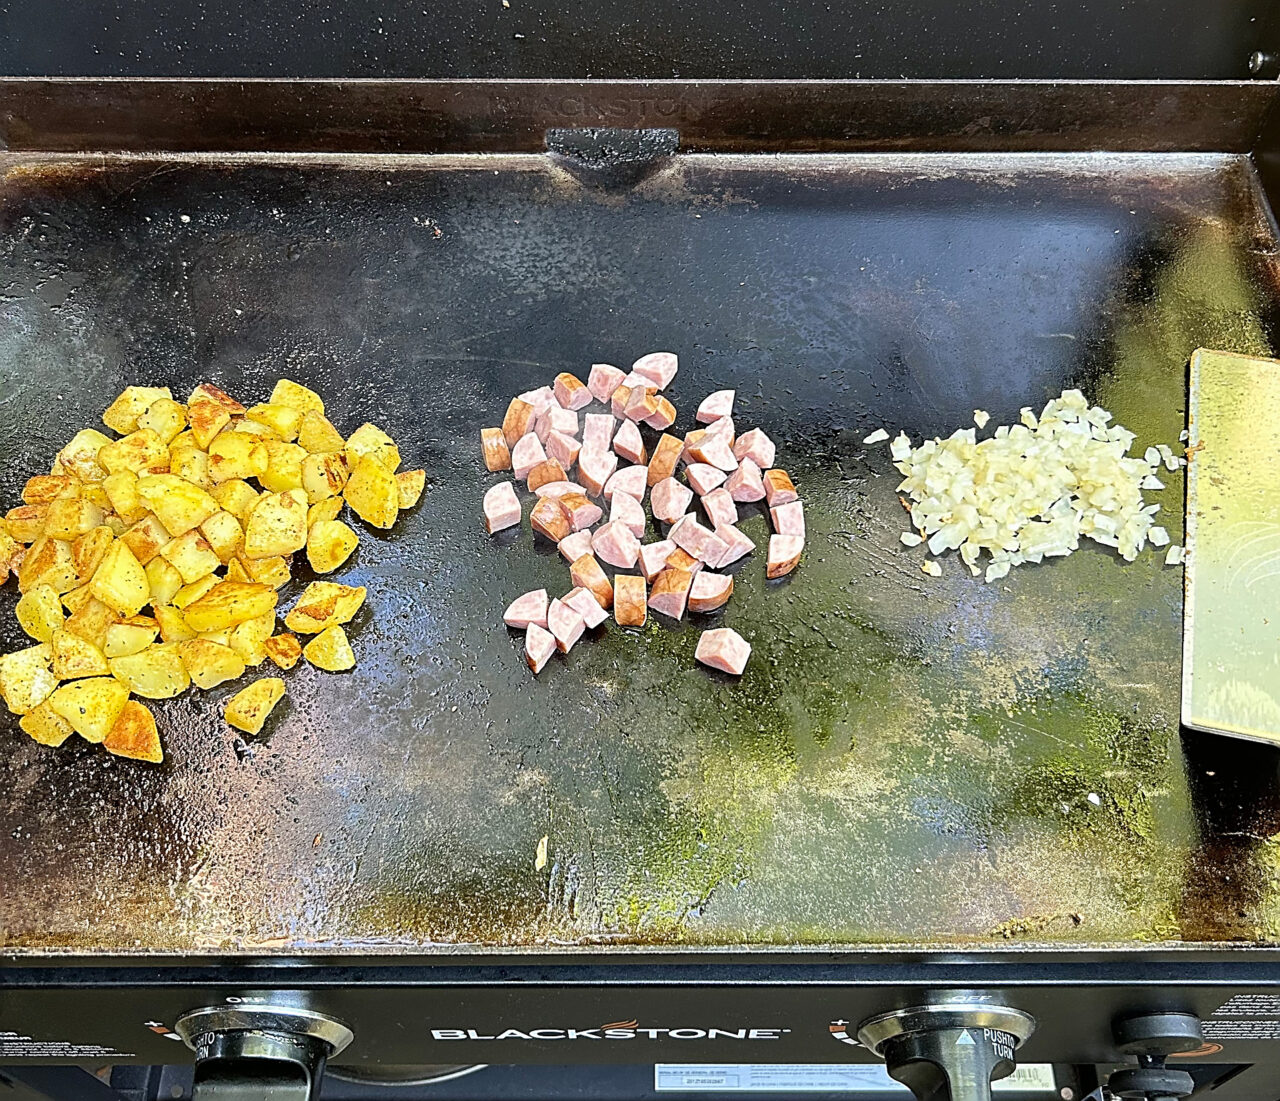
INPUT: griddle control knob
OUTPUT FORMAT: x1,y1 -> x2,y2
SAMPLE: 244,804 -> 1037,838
1108,1012 -> 1203,1101
175,1004 -> 354,1101
857,998 -> 1036,1101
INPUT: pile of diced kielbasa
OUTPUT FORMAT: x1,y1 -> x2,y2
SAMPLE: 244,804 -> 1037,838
481,353 -> 803,678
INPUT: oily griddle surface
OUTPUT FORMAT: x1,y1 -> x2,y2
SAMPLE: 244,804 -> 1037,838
1,151 -> 1278,955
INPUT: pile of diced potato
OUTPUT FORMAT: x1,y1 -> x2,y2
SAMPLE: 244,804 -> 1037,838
0,379 -> 423,764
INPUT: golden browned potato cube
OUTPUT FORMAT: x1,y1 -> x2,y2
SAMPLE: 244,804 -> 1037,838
168,443 -> 213,489
308,496 -> 344,527
236,553 -> 291,589
301,452 -> 350,503
345,422 -> 401,472
102,699 -> 163,763
102,471 -> 148,524
229,610 -> 276,667
104,619 -> 159,658
270,378 -> 324,416
136,397 -> 187,444
58,429 -> 113,483
99,429 -> 168,475
187,400 -> 231,450
120,513 -> 171,565
7,503 -> 49,543
243,489 -> 308,559
16,584 -> 64,642
211,478 -> 260,520
209,431 -> 269,483
177,638 -> 246,689
72,527 -> 114,582
103,515 -> 127,537
19,700 -> 75,747
103,385 -> 173,434
0,530 -> 22,585
109,645 -> 190,698
246,402 -> 301,441
181,580 -> 278,633
172,573 -> 219,609
61,584 -> 94,614
160,530 -> 221,584
19,537 -> 79,595
232,418 -> 277,440
43,496 -> 105,540
297,410 -> 346,454
188,382 -> 245,413
63,596 -> 119,650
199,510 -> 243,563
257,440 -> 306,493
136,474 -> 219,536
344,455 -> 399,529
198,629 -> 231,646
224,558 -> 251,583
303,624 -> 355,671
306,519 -> 359,574
89,540 -> 149,616
22,474 -> 78,506
153,604 -> 197,643
0,643 -> 58,715
144,557 -> 183,606
79,483 -> 112,512
264,633 -> 302,670
396,469 -> 426,509
47,676 -> 129,741
51,629 -> 110,679
225,676 -> 286,734
284,581 -> 366,633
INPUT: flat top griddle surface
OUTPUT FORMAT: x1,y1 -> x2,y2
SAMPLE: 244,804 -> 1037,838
1,151 -> 1279,956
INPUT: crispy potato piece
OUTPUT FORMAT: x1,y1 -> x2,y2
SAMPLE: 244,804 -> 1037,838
188,382 -> 245,414
231,417 -> 276,440
144,557 -> 183,606
187,401 -> 231,449
19,537 -> 79,595
99,428 -> 168,475
243,489 -> 309,559
396,469 -> 426,509
90,541 -> 149,616
181,580 -> 278,633
72,527 -> 114,582
172,573 -> 219,609
22,474 -> 78,506
102,699 -> 163,763
211,478 -> 260,521
47,676 -> 129,741
258,440 -> 306,493
303,624 -> 355,671
80,483 -> 113,512
199,510 -> 243,563
136,474 -> 220,536
58,429 -> 113,483
284,581 -> 366,633
270,379 -> 324,416
63,596 -> 119,650
308,496 -> 344,527
301,452 -> 350,503
153,604 -> 197,643
43,496 -> 105,540
7,503 -> 49,543
246,402 -> 301,441
0,643 -> 58,715
235,553 -> 292,589
345,422 -> 400,472
51,629 -> 110,679
102,471 -> 148,524
103,386 -> 173,434
61,585 -> 94,614
160,530 -> 221,584
16,585 -> 65,642
344,455 -> 398,528
208,431 -> 269,482
229,610 -> 276,667
224,558 -> 250,583
119,513 -> 171,565
0,530 -> 22,584
264,633 -> 302,670
306,519 -> 359,573
298,410 -> 346,453
177,639 -> 246,689
19,700 -> 75,746
168,442 -> 213,489
136,397 -> 187,444
198,629 -> 231,645
225,676 -> 287,734
103,515 -> 127,536
109,645 -> 190,698
104,619 -> 159,658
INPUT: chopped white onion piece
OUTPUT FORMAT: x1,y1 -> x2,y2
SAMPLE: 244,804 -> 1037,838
1141,474 -> 1164,490
921,560 -> 942,577
889,432 -> 912,461
1144,446 -> 1161,467
1165,544 -> 1184,565
973,409 -> 990,429
1148,526 -> 1170,547
862,428 -> 890,445
900,531 -> 923,547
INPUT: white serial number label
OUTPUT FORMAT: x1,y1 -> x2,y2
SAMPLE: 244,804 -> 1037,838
655,1064 -> 1056,1093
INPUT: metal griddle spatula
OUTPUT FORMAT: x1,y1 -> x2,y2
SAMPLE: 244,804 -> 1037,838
1183,347 -> 1280,745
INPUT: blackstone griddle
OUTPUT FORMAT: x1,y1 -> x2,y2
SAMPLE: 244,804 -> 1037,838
5,59 -> 1280,1101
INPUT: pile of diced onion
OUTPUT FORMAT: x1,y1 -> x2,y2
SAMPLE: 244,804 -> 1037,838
865,389 -> 1185,582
